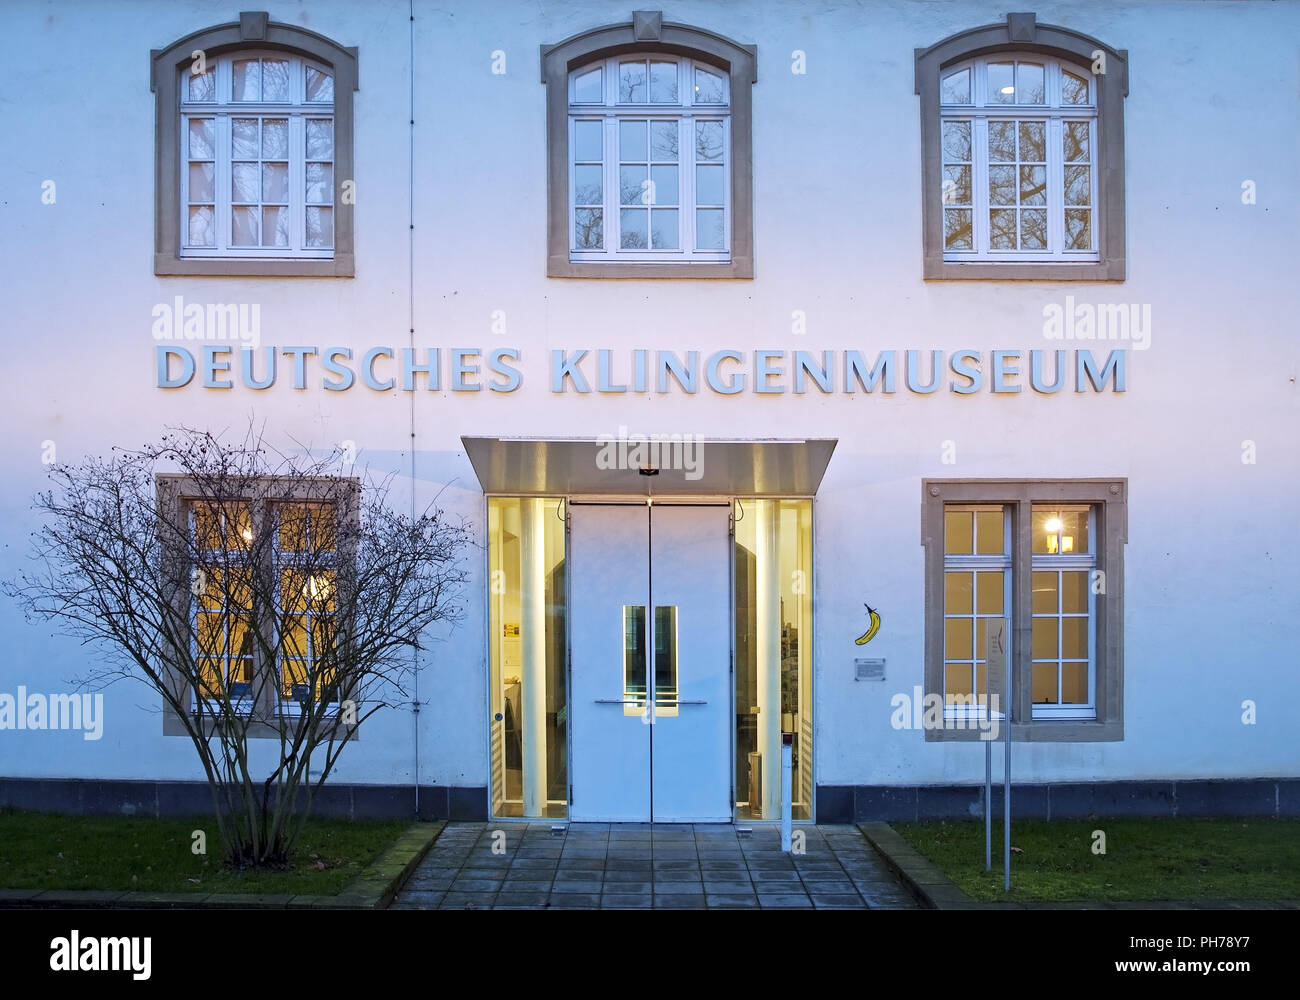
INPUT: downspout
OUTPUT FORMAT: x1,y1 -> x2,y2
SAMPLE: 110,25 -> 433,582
408,0 -> 420,818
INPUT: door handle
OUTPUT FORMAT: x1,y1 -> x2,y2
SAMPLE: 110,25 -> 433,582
665,699 -> 707,705
595,698 -> 642,705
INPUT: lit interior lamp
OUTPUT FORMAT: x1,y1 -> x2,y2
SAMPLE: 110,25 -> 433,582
241,529 -> 254,542
304,575 -> 330,601
1000,85 -> 1015,95
1045,516 -> 1062,554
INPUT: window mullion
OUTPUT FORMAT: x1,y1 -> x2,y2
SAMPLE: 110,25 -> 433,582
1048,117 -> 1064,255
973,117 -> 988,255
604,114 -> 617,259
217,114 -> 232,251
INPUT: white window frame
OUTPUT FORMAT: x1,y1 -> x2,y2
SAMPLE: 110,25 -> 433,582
940,55 -> 1099,263
567,54 -> 731,263
1030,505 -> 1098,720
189,503 -> 256,715
941,505 -> 1013,726
271,502 -> 340,715
179,51 -> 335,260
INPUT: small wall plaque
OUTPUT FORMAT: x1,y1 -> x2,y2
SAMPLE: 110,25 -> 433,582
854,658 -> 885,682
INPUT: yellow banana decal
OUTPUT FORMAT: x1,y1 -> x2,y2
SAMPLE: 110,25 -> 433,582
855,604 -> 881,646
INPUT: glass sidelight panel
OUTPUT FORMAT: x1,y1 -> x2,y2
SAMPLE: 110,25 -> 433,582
734,499 -> 813,820
487,498 -> 567,818
654,606 -> 678,708
623,605 -> 647,713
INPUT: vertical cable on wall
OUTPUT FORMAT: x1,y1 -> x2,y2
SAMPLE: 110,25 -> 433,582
408,0 -> 420,818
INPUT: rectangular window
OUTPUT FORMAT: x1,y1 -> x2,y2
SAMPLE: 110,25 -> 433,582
187,495 -> 344,714
923,480 -> 1125,741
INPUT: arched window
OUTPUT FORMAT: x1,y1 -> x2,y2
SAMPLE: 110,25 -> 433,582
939,55 -> 1097,260
542,11 -> 756,278
568,54 -> 730,261
915,13 -> 1128,280
152,12 -> 357,276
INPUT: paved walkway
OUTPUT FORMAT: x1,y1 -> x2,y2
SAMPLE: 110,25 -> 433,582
390,823 -> 921,909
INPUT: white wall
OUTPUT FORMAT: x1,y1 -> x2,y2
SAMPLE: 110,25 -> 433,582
0,0 -> 1296,793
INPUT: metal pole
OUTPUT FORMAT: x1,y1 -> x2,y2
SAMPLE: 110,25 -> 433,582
984,739 -> 992,870
780,733 -> 793,852
1003,651 -> 1012,891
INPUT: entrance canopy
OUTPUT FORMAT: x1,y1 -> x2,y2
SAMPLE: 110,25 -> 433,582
462,436 -> 837,496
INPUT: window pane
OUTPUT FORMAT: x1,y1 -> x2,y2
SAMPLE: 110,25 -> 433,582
623,605 -> 647,698
232,162 -> 259,203
262,60 -> 289,102
233,59 -> 260,101
1032,618 -> 1058,659
651,209 -> 679,249
306,66 -> 334,103
619,120 -> 647,161
189,162 -> 215,202
1061,571 -> 1088,613
572,66 -> 602,104
1016,62 -> 1044,104
651,164 -> 678,205
263,162 -> 288,202
696,164 -> 724,206
945,663 -> 974,699
188,205 -> 215,246
188,118 -> 215,159
188,69 -> 215,102
263,119 -> 288,159
941,68 -> 970,104
989,208 -> 1016,249
944,209 -> 972,250
1064,122 -> 1090,162
943,165 -> 970,205
619,207 -> 647,248
944,510 -> 973,554
695,121 -> 724,161
975,510 -> 1003,553
1033,507 -> 1063,553
945,617 -> 973,659
1020,165 -> 1046,206
653,605 -> 677,697
942,120 -> 971,162
694,66 -> 725,104
1061,509 -> 1089,552
696,209 -> 724,249
1019,122 -> 1045,162
649,61 -> 678,103
262,206 -> 289,247
574,207 -> 602,248
1032,572 -> 1057,614
988,166 -> 1015,206
619,61 -> 647,102
988,122 -> 1015,162
232,205 -> 259,245
945,572 -> 973,615
620,165 -> 648,205
1020,209 -> 1046,249
988,62 -> 1014,103
1065,209 -> 1091,250
1062,618 -> 1089,659
1061,662 -> 1088,703
231,119 -> 258,159
1062,70 -> 1090,105
306,162 -> 333,204
1064,165 -> 1090,206
306,206 -> 333,247
574,120 -> 602,161
1032,663 -> 1058,703
650,121 -> 678,160
574,164 -> 602,205
306,119 -> 333,159
976,571 -> 1004,615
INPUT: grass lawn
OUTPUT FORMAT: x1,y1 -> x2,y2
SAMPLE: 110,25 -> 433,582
0,809 -> 409,895
894,817 -> 1300,902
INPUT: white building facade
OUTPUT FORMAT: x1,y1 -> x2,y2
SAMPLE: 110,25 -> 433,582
1,0 -> 1297,822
